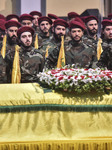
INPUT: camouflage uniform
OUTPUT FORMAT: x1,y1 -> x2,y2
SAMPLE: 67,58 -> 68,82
39,35 -> 70,58
32,30 -> 53,51
6,46 -> 44,83
0,54 -> 7,83
45,39 -> 97,69
82,35 -> 98,51
0,40 -> 17,55
97,46 -> 112,70
101,39 -> 112,50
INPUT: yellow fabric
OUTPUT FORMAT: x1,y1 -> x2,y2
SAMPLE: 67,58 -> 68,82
57,36 -> 65,68
45,45 -> 50,58
1,35 -> 7,58
34,34 -> 38,49
0,140 -> 112,150
0,83 -> 111,147
0,111 -> 112,142
11,45 -> 21,83
97,38 -> 103,60
0,83 -> 112,106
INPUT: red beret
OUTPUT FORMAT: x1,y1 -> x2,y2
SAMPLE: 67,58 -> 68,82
20,14 -> 34,22
48,13 -> 58,19
5,20 -> 21,29
0,14 -> 6,20
6,14 -> 20,21
38,16 -> 52,25
30,11 -> 42,17
80,16 -> 87,23
74,17 -> 85,25
68,12 -> 79,20
108,13 -> 112,20
54,19 -> 69,28
69,20 -> 86,30
17,26 -> 34,38
84,15 -> 98,23
102,19 -> 112,27
0,19 -> 6,31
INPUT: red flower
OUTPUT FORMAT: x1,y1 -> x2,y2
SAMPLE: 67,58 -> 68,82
81,75 -> 85,79
58,76 -> 63,80
74,76 -> 78,79
68,76 -> 72,79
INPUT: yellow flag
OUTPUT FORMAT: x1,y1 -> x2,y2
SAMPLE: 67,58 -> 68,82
34,34 -> 38,49
1,35 -> 7,58
11,45 -> 21,84
97,38 -> 103,60
57,36 -> 65,68
45,45 -> 50,58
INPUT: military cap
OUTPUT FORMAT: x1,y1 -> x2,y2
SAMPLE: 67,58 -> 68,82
0,14 -> 6,20
102,19 -> 112,27
5,20 -> 21,29
74,17 -> 85,25
17,26 -> 34,38
6,14 -> 20,22
108,13 -> 112,20
69,20 -> 86,30
54,19 -> 69,28
68,12 -> 79,20
84,15 -> 98,23
30,11 -> 42,17
48,13 -> 58,19
38,16 -> 52,25
80,16 -> 87,23
0,19 -> 6,31
20,14 -> 34,22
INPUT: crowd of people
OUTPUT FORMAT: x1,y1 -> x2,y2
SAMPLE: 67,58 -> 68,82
0,10 -> 112,83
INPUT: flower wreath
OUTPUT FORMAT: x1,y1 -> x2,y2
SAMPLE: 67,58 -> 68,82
38,65 -> 112,94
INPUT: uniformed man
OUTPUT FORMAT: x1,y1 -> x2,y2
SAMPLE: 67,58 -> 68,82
101,19 -> 112,49
39,18 -> 69,57
0,19 -> 6,42
83,15 -> 99,50
37,16 -> 53,47
19,13 -> 34,27
0,20 -> 21,55
45,20 -> 97,69
6,14 -> 20,22
97,19 -> 112,70
30,11 -> 42,33
6,26 -> 44,83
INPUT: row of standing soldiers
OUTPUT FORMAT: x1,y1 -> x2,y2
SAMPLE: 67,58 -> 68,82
0,11 -> 112,83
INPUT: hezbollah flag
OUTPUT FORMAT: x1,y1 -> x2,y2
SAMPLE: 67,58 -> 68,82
97,38 -> 103,60
1,35 -> 7,58
11,45 -> 21,83
57,36 -> 65,68
34,34 -> 38,49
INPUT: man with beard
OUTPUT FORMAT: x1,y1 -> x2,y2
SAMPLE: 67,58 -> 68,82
29,11 -> 42,33
45,20 -> 97,69
0,20 -> 21,56
6,26 -> 44,83
37,16 -> 53,46
40,18 -> 68,58
0,19 -> 6,42
83,15 -> 99,50
97,19 -> 112,70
